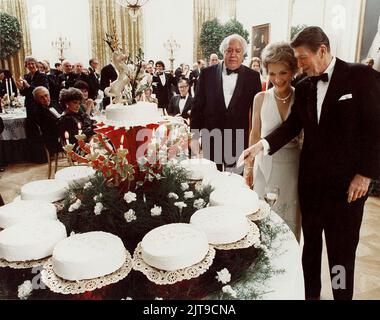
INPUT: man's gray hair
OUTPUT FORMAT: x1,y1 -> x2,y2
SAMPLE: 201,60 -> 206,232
32,86 -> 49,99
219,34 -> 248,55
24,56 -> 38,66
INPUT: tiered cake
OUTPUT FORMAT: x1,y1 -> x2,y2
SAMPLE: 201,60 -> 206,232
202,171 -> 248,190
20,179 -> 68,202
141,223 -> 209,271
55,166 -> 96,187
210,188 -> 259,215
0,220 -> 67,262
190,206 -> 250,245
180,158 -> 218,180
52,232 -> 126,281
0,200 -> 57,229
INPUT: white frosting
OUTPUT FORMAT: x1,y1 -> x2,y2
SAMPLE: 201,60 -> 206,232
55,166 -> 95,187
0,200 -> 57,229
190,206 -> 249,244
202,171 -> 249,190
0,220 -> 67,262
105,101 -> 162,127
210,187 -> 259,215
141,223 -> 209,271
52,231 -> 126,281
180,158 -> 218,180
21,179 -> 68,202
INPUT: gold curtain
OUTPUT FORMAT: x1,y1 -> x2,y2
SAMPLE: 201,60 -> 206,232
0,0 -> 31,79
193,0 -> 237,61
89,0 -> 144,68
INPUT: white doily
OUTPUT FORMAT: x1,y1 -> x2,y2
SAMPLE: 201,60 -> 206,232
132,243 -> 216,285
41,251 -> 133,295
248,200 -> 271,221
0,257 -> 49,269
212,220 -> 261,250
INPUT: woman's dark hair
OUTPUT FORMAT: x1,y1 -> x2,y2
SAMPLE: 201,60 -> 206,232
291,26 -> 330,53
59,88 -> 84,105
74,80 -> 89,91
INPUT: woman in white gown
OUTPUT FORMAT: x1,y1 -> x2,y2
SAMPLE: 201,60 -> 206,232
243,42 -> 301,241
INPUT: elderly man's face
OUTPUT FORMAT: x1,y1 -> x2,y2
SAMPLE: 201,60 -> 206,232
63,62 -> 72,74
74,63 -> 83,74
209,55 -> 219,66
35,90 -> 51,107
224,39 -> 244,70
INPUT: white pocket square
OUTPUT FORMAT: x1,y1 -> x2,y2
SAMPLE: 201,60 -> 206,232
339,94 -> 353,101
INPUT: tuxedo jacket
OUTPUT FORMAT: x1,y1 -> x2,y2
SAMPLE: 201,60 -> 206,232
265,58 -> 380,199
152,73 -> 175,108
100,64 -> 118,108
58,72 -> 78,89
34,104 -> 61,153
167,95 -> 194,119
88,67 -> 100,100
190,63 -> 262,148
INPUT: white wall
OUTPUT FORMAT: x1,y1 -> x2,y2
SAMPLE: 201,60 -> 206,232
26,0 -> 91,66
143,0 -> 194,69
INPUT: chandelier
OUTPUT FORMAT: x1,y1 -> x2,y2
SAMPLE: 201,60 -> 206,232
116,0 -> 150,20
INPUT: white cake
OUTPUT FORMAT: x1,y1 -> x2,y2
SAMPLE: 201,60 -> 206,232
105,101 -> 162,127
210,187 -> 259,215
55,166 -> 95,187
0,220 -> 67,262
52,231 -> 126,281
21,179 -> 68,202
190,206 -> 250,245
0,200 -> 57,229
141,223 -> 209,271
180,158 -> 218,180
202,171 -> 249,190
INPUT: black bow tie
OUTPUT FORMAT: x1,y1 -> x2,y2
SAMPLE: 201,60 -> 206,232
180,96 -> 187,100
226,68 -> 240,75
309,73 -> 329,84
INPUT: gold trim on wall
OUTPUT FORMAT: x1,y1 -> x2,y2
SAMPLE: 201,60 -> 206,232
0,0 -> 32,79
355,0 -> 367,62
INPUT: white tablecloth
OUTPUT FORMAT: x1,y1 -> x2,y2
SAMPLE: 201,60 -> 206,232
0,112 -> 27,141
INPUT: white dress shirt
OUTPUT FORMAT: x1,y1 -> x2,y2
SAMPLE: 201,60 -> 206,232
159,73 -> 166,86
222,63 -> 238,108
261,57 -> 337,155
179,94 -> 189,114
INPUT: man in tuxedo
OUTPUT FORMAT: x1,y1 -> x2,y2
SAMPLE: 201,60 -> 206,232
152,61 -> 175,112
58,60 -> 78,90
241,27 -> 380,300
88,58 -> 100,100
167,79 -> 193,119
191,34 -> 262,171
100,62 -> 117,109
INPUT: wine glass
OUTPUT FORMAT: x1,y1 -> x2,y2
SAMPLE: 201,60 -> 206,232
264,186 -> 279,211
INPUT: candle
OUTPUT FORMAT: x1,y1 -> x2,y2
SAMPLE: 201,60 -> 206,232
9,79 -> 13,97
120,135 -> 124,150
64,131 -> 70,145
78,122 -> 82,135
5,79 -> 10,98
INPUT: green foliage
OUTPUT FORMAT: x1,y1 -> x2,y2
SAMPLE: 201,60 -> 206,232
199,18 -> 249,60
0,12 -> 22,60
290,24 -> 308,42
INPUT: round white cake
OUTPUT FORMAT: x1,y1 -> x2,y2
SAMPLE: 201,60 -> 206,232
190,206 -> 249,244
210,187 -> 259,215
0,200 -> 57,229
55,166 -> 95,187
141,223 -> 209,271
180,158 -> 218,180
21,179 -> 68,202
202,171 -> 249,191
105,101 -> 162,127
0,220 -> 67,262
52,231 -> 126,281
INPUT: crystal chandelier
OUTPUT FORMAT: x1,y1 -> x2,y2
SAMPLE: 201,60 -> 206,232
116,0 -> 150,20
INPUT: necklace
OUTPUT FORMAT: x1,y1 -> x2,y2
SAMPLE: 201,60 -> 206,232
274,90 -> 293,104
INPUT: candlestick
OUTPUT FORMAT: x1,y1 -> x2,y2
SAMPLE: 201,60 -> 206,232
64,131 -> 70,145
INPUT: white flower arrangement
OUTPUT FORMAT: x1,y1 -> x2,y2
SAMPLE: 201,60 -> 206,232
184,191 -> 194,199
93,193 -> 103,202
174,202 -> 187,209
181,182 -> 189,191
150,205 -> 162,217
124,209 -> 137,223
68,199 -> 81,212
124,191 -> 137,203
94,202 -> 104,215
216,268 -> 231,284
168,192 -> 179,200
222,285 -> 237,298
193,198 -> 206,210
17,280 -> 33,300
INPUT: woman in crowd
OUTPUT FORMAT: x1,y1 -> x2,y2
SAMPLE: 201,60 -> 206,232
57,87 -> 96,146
244,42 -> 301,241
250,57 -> 267,91
73,80 -> 96,115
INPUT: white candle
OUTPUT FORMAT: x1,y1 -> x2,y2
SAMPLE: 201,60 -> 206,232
9,79 -> 13,97
78,122 -> 82,135
120,135 -> 124,150
5,79 -> 10,98
64,131 -> 70,145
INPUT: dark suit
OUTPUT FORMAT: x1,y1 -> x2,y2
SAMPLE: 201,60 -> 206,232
88,67 -> 100,100
100,64 -> 118,108
152,73 -> 175,110
167,95 -> 193,119
191,63 -> 262,170
34,104 -> 61,153
265,58 -> 380,300
58,72 -> 78,90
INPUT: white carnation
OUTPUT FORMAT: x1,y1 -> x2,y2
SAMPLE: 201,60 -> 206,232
184,191 -> 194,199
168,192 -> 179,200
94,202 -> 104,215
155,297 -> 163,300
193,198 -> 206,210
124,192 -> 137,203
181,182 -> 189,191
68,199 -> 81,212
83,182 -> 92,190
124,209 -> 137,223
17,280 -> 33,300
222,285 -> 237,298
150,205 -> 162,217
174,202 -> 187,209
93,193 -> 102,202
216,268 -> 231,284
